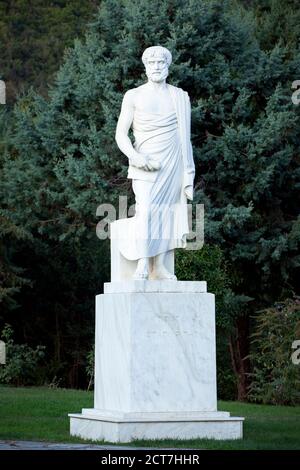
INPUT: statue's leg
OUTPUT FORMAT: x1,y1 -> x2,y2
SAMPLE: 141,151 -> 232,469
153,250 -> 177,280
131,179 -> 152,280
133,257 -> 150,280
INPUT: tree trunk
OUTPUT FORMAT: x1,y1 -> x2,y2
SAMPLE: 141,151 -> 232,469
229,315 -> 250,401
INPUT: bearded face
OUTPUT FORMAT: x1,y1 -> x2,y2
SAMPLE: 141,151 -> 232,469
145,55 -> 169,83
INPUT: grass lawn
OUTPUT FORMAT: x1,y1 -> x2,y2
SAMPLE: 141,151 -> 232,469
0,386 -> 299,449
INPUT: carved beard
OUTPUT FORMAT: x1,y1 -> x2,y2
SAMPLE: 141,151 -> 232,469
146,65 -> 169,83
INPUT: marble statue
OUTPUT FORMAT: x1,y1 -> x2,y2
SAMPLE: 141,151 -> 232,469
115,45 -> 195,281
69,48 -> 244,443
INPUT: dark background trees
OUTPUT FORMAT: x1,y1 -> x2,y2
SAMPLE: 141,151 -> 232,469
0,0 -> 299,397
0,0 -> 98,104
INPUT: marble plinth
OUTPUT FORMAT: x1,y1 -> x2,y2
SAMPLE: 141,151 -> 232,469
69,410 -> 243,442
104,280 -> 207,294
69,281 -> 244,442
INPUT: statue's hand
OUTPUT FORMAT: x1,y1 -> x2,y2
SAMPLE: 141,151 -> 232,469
130,153 -> 161,172
185,185 -> 193,201
147,158 -> 161,171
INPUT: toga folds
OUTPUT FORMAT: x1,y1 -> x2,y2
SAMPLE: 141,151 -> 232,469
114,84 -> 195,261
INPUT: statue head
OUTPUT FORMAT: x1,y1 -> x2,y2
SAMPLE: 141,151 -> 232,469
142,46 -> 172,83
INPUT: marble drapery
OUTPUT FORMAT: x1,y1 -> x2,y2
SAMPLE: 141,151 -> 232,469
114,84 -> 194,261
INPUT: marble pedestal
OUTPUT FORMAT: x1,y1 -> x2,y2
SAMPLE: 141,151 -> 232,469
69,281 -> 244,442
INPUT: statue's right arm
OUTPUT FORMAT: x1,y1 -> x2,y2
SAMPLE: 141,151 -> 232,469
115,90 -> 139,160
115,90 -> 153,171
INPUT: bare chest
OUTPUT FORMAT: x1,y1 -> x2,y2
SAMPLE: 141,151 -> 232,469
134,88 -> 175,115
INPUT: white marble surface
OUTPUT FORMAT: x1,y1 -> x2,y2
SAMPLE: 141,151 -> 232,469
69,413 -> 244,442
94,291 -> 217,413
78,409 -> 230,421
70,285 -> 244,442
110,227 -> 175,281
104,280 -> 207,293
114,46 -> 195,271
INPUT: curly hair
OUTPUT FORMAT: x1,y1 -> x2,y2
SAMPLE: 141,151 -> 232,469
141,46 -> 172,67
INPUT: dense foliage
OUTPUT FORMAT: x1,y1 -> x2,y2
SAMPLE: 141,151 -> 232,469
240,0 -> 300,50
0,0 -> 98,104
0,108 -> 30,311
248,297 -> 300,405
0,0 -> 299,394
0,324 -> 45,386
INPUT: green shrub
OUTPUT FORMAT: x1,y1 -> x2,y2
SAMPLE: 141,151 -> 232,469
176,244 -> 228,289
0,324 -> 46,386
248,297 -> 300,405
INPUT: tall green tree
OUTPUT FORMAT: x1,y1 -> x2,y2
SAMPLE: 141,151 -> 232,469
0,108 -> 30,316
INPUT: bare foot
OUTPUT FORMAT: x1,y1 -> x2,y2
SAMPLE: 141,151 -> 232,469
133,258 -> 149,280
154,264 -> 177,280
133,269 -> 149,280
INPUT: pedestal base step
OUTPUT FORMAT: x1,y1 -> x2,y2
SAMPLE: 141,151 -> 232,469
69,409 -> 244,443
104,280 -> 207,294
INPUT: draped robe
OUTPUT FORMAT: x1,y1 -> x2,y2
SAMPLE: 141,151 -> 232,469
114,84 -> 195,261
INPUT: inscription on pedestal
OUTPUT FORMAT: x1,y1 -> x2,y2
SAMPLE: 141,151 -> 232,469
146,311 -> 204,337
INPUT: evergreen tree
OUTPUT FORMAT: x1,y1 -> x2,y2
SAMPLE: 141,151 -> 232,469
0,108 -> 30,315
239,0 -> 300,50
